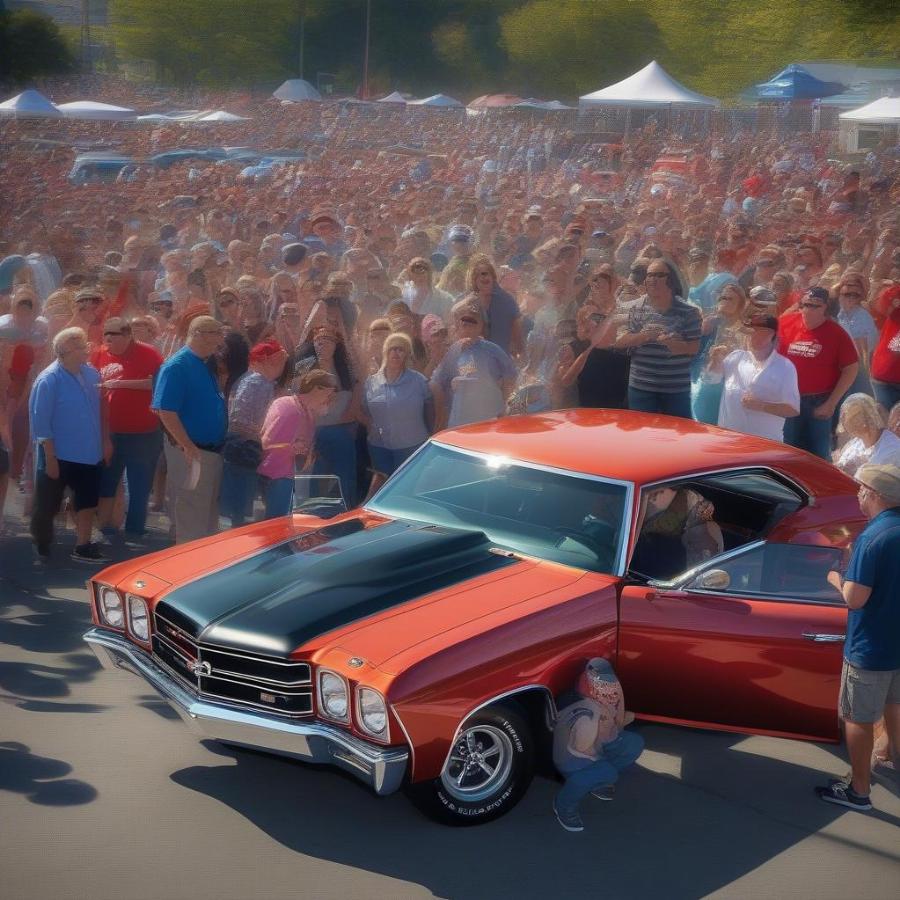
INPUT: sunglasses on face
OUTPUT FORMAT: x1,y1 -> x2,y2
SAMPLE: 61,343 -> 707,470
459,317 -> 479,325
218,298 -> 236,307
646,272 -> 668,280
78,297 -> 103,305
798,302 -> 825,310
103,331 -> 126,338
411,264 -> 429,273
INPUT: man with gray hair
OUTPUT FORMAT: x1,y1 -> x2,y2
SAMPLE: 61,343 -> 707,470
151,315 -> 226,543
818,463 -> 900,811
29,326 -> 110,563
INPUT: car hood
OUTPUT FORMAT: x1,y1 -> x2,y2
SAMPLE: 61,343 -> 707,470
153,517 -> 530,658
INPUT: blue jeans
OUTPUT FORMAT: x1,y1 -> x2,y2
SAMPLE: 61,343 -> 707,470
556,731 -> 645,812
628,386 -> 693,419
872,380 -> 900,414
783,392 -> 832,460
368,443 -> 420,477
220,462 -> 259,527
692,379 -> 723,425
313,423 -> 358,507
264,476 -> 294,519
99,431 -> 163,536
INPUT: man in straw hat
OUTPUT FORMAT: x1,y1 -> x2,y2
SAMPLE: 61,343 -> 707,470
818,464 -> 900,811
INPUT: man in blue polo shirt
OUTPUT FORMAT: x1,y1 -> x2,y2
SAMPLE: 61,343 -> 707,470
151,316 -> 226,543
818,464 -> 900,812
29,326 -> 111,564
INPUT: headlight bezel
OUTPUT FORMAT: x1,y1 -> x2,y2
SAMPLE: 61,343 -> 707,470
126,593 -> 150,642
356,686 -> 389,740
97,585 -> 125,629
317,669 -> 350,724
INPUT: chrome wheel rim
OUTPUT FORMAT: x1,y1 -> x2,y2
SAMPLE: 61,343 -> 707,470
440,724 -> 514,803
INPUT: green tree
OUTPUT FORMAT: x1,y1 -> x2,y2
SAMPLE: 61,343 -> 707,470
499,0 -> 661,98
0,9 -> 77,83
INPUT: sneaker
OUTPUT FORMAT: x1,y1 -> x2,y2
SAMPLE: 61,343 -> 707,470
590,784 -> 615,801
553,799 -> 584,832
815,782 -> 872,811
123,532 -> 147,549
71,543 -> 110,564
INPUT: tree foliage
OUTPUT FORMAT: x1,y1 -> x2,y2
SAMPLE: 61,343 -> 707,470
103,0 -> 899,98
0,9 -> 77,83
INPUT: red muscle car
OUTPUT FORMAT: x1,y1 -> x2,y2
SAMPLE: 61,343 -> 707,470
84,410 -> 864,825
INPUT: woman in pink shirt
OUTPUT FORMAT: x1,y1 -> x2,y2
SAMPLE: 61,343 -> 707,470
258,369 -> 336,518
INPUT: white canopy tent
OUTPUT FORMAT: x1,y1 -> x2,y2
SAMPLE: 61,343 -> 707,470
838,96 -> 900,152
839,96 -> 900,124
579,61 -> 719,109
57,100 -> 137,120
408,94 -> 463,108
193,110 -> 250,122
0,89 -> 61,118
273,79 -> 322,102
378,91 -> 409,104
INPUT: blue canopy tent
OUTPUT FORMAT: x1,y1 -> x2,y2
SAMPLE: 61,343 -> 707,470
753,65 -> 845,101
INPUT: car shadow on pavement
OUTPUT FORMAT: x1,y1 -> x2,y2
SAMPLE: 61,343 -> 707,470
169,726 -> 900,899
0,741 -> 98,807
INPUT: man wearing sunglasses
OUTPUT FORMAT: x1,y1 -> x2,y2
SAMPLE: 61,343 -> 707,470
778,286 -> 859,459
91,318 -> 164,545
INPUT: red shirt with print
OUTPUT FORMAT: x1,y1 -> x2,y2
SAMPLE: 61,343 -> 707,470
871,303 -> 900,385
91,340 -> 164,433
777,312 -> 858,396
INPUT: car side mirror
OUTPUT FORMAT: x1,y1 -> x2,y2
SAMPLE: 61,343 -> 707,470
694,569 -> 731,591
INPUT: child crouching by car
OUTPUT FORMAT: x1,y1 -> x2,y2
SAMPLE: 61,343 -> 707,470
552,657 -> 644,832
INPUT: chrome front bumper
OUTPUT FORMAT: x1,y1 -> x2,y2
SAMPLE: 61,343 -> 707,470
84,627 -> 408,796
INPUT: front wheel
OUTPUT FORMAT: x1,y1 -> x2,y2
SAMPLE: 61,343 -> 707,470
406,704 -> 534,826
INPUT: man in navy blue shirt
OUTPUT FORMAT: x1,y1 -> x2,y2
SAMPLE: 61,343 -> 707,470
151,316 -> 226,543
818,464 -> 900,811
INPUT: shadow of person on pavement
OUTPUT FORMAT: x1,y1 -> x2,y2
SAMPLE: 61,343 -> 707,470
0,741 -> 98,806
167,726 -> 900,899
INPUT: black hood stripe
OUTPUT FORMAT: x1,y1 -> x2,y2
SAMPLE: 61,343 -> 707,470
155,519 -> 515,657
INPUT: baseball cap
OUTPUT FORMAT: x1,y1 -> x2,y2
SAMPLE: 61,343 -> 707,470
805,286 -> 830,304
688,246 -> 711,262
75,287 -> 103,302
745,313 -> 779,331
421,313 -> 447,339
856,464 -> 900,505
449,224 -> 473,242
749,286 -> 777,306
282,242 -> 308,266
249,339 -> 285,363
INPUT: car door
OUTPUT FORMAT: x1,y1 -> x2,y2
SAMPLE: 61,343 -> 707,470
617,541 -> 848,742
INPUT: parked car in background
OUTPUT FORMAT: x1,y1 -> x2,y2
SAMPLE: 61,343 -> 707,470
84,411 -> 864,825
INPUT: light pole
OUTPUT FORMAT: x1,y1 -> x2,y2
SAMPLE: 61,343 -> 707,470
362,0 -> 372,99
297,0 -> 306,79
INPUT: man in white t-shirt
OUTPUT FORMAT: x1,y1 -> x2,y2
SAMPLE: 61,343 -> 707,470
705,314 -> 800,442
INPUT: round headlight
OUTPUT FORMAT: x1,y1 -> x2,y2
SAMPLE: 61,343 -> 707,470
319,671 -> 348,721
358,687 -> 387,737
127,594 -> 150,641
98,587 -> 124,628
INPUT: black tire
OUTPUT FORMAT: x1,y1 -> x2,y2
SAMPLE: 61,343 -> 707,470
406,704 -> 534,826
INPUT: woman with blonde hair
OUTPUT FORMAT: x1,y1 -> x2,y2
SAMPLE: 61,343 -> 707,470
834,272 -> 878,398
363,332 -> 433,476
465,253 -> 523,356
266,271 -> 298,321
834,393 -> 900,476
694,282 -> 749,424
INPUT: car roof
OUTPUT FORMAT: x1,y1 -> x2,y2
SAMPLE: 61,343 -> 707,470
436,409 -> 841,490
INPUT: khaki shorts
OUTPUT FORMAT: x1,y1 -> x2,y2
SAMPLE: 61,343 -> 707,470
839,660 -> 900,724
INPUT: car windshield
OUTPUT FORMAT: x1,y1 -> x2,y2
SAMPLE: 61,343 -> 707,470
367,443 -> 630,575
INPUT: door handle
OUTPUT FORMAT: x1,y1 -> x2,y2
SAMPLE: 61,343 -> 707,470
802,633 -> 846,643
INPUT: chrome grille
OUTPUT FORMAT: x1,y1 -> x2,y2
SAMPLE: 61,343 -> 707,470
152,612 -> 313,717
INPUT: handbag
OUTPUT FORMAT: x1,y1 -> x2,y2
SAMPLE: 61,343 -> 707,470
222,433 -> 263,470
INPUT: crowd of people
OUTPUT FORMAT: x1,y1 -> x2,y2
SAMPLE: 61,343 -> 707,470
1,79 -> 900,563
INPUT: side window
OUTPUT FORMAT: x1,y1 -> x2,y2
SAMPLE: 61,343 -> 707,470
685,543 -> 844,604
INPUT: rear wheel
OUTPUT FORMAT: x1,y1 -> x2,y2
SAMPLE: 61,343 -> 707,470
406,704 -> 534,826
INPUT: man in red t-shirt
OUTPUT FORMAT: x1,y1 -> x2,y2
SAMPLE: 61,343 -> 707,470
870,285 -> 900,414
777,287 -> 858,459
91,317 -> 164,542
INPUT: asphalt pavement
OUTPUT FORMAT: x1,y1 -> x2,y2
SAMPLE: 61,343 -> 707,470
1,502 -> 899,900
